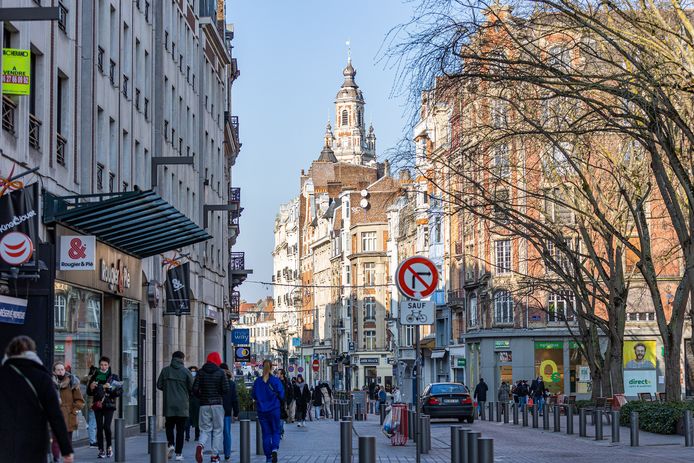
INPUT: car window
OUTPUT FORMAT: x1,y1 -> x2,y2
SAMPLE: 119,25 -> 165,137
431,384 -> 468,395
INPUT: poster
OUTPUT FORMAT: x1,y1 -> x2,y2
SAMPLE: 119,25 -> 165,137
2,49 -> 31,95
535,341 -> 564,394
164,262 -> 191,315
0,183 -> 39,271
623,340 -> 657,396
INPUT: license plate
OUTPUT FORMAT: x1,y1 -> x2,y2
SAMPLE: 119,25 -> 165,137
443,399 -> 459,404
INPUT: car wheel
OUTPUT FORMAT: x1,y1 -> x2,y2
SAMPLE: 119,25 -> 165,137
467,416 -> 475,424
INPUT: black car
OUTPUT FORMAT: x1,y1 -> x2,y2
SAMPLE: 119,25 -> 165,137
420,382 -> 474,423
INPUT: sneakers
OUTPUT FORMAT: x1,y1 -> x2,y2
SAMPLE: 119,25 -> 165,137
89,442 -> 98,449
271,450 -> 278,463
175,456 -> 184,461
168,445 -> 175,459
195,444 -> 204,463
106,447 -> 113,458
296,422 -> 302,427
97,451 -> 106,459
210,456 -> 220,463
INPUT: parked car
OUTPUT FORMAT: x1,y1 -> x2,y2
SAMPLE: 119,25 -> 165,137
420,382 -> 474,423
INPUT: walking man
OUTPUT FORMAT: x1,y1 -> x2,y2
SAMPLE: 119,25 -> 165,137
473,378 -> 488,417
157,351 -> 194,460
193,352 -> 229,463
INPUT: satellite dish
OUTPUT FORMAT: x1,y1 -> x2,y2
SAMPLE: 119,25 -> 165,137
360,189 -> 369,198
360,198 -> 369,208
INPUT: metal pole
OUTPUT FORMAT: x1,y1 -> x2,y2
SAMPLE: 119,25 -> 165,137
451,426 -> 462,463
579,408 -> 587,437
147,416 -> 156,455
150,441 -> 167,463
334,402 -> 339,421
495,402 -> 501,422
467,431 -> 481,463
630,412 -> 639,447
423,415 -> 432,453
553,405 -> 561,432
566,406 -> 574,435
685,410 -> 694,447
114,418 -> 125,462
358,436 -> 376,463
458,428 -> 470,463
522,403 -> 529,427
380,403 -> 386,425
480,402 -> 486,421
512,402 -> 519,425
543,405 -> 550,430
488,402 -> 494,422
408,410 -> 414,440
340,420 -> 352,463
415,327 -> 421,463
503,403 -> 509,424
477,438 -> 494,463
256,418 -> 263,455
532,404 -> 538,428
595,411 -> 603,440
419,415 -> 428,454
240,419 -> 251,463
612,411 -> 620,443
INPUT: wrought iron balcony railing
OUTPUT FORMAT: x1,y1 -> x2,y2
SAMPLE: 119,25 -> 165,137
29,114 -> 42,150
229,252 -> 245,271
56,133 -> 67,166
229,187 -> 241,203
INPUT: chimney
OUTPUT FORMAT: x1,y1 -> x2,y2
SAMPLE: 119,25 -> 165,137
383,159 -> 391,177
399,169 -> 412,182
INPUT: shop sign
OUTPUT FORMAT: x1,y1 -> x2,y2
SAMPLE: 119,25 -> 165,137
291,337 -> 301,347
498,351 -> 512,362
578,366 -> 591,382
147,280 -> 162,309
2,49 -> 31,95
494,340 -> 510,350
235,346 -> 251,362
360,358 -> 379,365
165,262 -> 191,315
624,370 -> 657,395
99,259 -> 131,293
231,328 -> 250,345
623,340 -> 657,395
457,357 -> 467,368
0,183 -> 39,270
535,341 -> 563,350
59,235 -> 95,270
0,295 -> 27,325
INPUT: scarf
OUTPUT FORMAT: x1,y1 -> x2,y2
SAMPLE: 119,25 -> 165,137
95,368 -> 111,383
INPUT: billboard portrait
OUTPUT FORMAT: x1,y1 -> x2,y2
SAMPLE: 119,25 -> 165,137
623,340 -> 657,396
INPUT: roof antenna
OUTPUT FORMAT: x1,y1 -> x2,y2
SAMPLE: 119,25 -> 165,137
346,39 -> 351,64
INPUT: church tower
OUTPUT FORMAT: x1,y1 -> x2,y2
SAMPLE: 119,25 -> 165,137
332,55 -> 376,165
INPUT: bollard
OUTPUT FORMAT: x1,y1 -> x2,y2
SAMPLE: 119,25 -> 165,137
457,428 -> 470,463
356,403 -> 362,421
543,406 -> 550,430
340,420 -> 352,463
147,415 -> 156,455
419,415 -> 428,454
150,441 -> 167,463
512,402 -> 519,425
579,408 -> 587,437
503,403 -> 509,424
566,406 -> 574,435
630,412 -> 639,447
612,411 -> 620,443
114,418 -> 125,462
408,410 -> 414,440
256,418 -> 263,455
553,405 -> 561,432
451,426 -> 462,463
358,436 -> 376,463
240,419 -> 251,463
532,404 -> 539,428
522,403 -> 529,427
478,437 -> 494,463
595,411 -> 603,440
685,410 -> 694,447
480,402 -> 486,421
467,431 -> 481,463
488,402 -> 494,422
495,402 -> 501,422
334,402 -> 339,421
380,403 -> 386,425
424,415 -> 432,453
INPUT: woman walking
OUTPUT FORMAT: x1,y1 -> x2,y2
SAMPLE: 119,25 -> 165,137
311,385 -> 323,420
52,362 -> 85,462
292,375 -> 310,427
277,369 -> 293,438
251,360 -> 285,463
219,363 -> 239,461
87,356 -> 122,458
186,366 -> 201,442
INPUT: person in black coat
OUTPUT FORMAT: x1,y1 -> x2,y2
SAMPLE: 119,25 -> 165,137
219,364 -> 239,461
87,355 -> 122,458
529,376 -> 548,414
473,378 -> 489,416
0,335 -> 74,463
311,384 -> 324,420
277,369 -> 293,435
292,374 -> 311,426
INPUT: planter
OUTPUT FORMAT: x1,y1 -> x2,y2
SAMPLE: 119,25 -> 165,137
239,411 -> 257,421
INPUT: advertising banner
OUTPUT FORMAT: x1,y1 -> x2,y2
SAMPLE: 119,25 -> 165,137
0,183 -> 39,271
235,346 -> 251,363
535,341 -> 564,394
623,340 -> 657,396
2,49 -> 31,95
0,295 -> 28,325
58,235 -> 96,270
231,328 -> 250,345
165,262 -> 191,315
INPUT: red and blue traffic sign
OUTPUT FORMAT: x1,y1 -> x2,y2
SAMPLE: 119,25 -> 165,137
396,256 -> 439,300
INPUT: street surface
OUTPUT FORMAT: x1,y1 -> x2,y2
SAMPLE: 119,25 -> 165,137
73,412 -> 694,462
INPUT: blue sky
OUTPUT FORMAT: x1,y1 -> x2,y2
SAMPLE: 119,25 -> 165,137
228,1 -> 416,303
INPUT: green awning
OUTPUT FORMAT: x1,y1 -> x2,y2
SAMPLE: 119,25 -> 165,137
43,190 -> 211,258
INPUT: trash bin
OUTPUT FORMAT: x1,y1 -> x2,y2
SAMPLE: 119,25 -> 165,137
390,403 -> 408,446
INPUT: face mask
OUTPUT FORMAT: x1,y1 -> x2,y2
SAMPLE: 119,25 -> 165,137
191,372 -> 197,377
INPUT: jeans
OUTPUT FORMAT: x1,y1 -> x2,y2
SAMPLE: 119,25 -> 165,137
258,408 -> 281,460
198,405 -> 224,456
95,408 -> 115,451
51,431 -> 72,460
322,399 -> 331,418
519,396 -> 528,411
314,405 -> 321,420
223,416 -> 232,458
165,416 -> 187,455
477,401 -> 486,418
87,409 -> 97,444
535,397 -> 545,414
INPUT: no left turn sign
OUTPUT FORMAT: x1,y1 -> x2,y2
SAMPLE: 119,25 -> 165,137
396,256 -> 439,300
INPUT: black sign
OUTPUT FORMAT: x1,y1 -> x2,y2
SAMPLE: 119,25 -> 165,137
0,183 -> 39,271
165,262 -> 191,315
235,346 -> 251,363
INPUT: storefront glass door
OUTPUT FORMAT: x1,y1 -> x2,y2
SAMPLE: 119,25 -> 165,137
121,300 -> 140,426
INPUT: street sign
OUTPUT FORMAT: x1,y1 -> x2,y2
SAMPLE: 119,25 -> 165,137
395,256 -> 438,300
234,346 -> 251,362
400,300 -> 435,325
348,341 -> 355,351
312,359 -> 319,372
231,328 -> 250,345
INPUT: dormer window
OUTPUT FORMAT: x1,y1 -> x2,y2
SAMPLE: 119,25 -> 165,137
341,110 -> 348,126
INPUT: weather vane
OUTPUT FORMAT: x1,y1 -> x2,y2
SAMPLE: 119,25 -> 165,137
346,39 -> 351,63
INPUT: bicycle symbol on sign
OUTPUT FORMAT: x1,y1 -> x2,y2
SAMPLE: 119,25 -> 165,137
406,310 -> 428,323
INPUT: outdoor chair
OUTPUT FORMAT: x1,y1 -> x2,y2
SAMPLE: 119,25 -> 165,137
638,392 -> 654,402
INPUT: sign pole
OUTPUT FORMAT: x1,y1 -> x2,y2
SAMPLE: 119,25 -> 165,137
415,323 -> 421,463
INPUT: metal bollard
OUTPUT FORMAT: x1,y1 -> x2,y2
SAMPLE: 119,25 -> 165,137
595,411 -> 603,440
480,402 -> 486,421
512,403 -> 519,425
147,415 -> 156,454
419,415 -> 428,454
240,419 -> 251,463
488,402 -> 494,422
685,410 -> 694,447
630,412 -> 639,447
458,428 -> 470,463
358,436 -> 376,463
150,441 -> 167,463
579,408 -> 587,437
340,420 -> 352,463
334,402 -> 339,421
467,431 -> 481,463
612,411 -> 620,443
256,418 -> 263,455
553,405 -> 561,432
408,410 -> 414,440
495,402 -> 501,422
522,404 -> 529,427
424,415 -> 432,453
114,418 -> 125,462
451,426 -> 462,463
543,406 -> 550,430
503,403 -> 509,424
380,403 -> 386,425
566,406 -> 574,435
532,404 -> 539,428
478,437 -> 494,463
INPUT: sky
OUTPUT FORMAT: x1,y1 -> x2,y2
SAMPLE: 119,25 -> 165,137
228,1 -> 416,303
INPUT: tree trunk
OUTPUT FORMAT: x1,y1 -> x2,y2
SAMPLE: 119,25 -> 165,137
664,332 -> 683,401
607,338 -> 624,396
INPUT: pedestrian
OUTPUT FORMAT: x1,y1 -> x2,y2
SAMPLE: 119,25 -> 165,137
377,385 -> 387,405
319,381 -> 332,418
277,369 -> 293,437
219,363 -> 239,461
87,356 -> 122,459
81,364 -> 99,447
252,359 -> 285,463
157,351 -> 194,460
288,377 -> 297,423
193,352 -> 229,463
311,383 -> 323,420
473,378 -> 488,417
392,386 -> 402,403
292,374 -> 310,427
517,380 -> 529,411
186,366 -> 201,442
497,381 -> 510,416
0,335 -> 74,463
52,361 -> 85,463
529,376 -> 547,414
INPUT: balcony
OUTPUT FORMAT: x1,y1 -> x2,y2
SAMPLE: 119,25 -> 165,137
229,251 -> 253,289
229,187 -> 241,204
29,114 -> 41,151
229,207 -> 242,245
224,112 -> 241,163
447,288 -> 465,307
229,290 -> 240,320
2,96 -> 16,134
56,133 -> 67,166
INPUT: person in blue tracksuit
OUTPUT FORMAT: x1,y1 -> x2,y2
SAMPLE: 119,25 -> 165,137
252,360 -> 285,463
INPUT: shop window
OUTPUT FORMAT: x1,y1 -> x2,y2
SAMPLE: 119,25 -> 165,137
122,300 -> 140,425
54,294 -> 67,329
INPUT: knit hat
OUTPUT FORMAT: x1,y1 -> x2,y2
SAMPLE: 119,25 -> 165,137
207,352 -> 222,366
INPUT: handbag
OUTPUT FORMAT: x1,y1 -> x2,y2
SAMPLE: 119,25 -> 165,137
92,399 -> 104,411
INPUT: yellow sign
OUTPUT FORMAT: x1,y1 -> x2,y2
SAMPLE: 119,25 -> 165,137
624,340 -> 657,370
2,49 -> 31,95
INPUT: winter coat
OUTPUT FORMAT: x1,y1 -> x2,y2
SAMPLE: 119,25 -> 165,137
312,386 -> 323,406
252,375 -> 285,413
193,362 -> 229,406
54,373 -> 86,431
530,379 -> 547,399
157,357 -> 194,417
222,378 -> 240,417
293,382 -> 311,409
378,389 -> 387,404
0,354 -> 74,462
320,383 -> 332,404
87,370 -> 122,410
473,381 -> 489,402
281,378 -> 294,403
497,383 -> 511,402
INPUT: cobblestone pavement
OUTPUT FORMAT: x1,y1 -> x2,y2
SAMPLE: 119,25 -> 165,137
73,412 -> 694,462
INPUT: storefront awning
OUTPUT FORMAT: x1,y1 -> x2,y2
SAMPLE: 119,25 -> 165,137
43,190 -> 211,258
431,350 -> 447,359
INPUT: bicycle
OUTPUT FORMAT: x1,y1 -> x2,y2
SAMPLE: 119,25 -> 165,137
406,310 -> 428,323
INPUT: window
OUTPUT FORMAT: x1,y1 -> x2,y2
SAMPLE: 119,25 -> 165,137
345,265 -> 351,285
544,188 -> 573,224
144,1 -> 150,22
545,238 -> 574,274
98,47 -> 104,72
108,172 -> 115,192
362,231 -> 377,252
344,201 -> 350,218
627,312 -> 655,322
491,99 -> 508,128
96,163 -> 104,190
54,294 -> 66,329
363,263 -> 376,286
494,290 -> 514,324
495,240 -> 511,274
341,110 -> 348,126
122,74 -> 129,97
468,294 -> 478,327
404,325 -> 415,347
364,330 -> 376,350
144,98 -> 150,119
346,299 -> 352,318
364,297 -> 376,321
494,144 -> 510,178
493,188 -> 509,222
135,88 -> 141,110
548,291 -> 575,322
122,181 -> 129,192
109,60 -> 116,85
2,96 -> 16,134
433,216 -> 442,243
165,31 -> 169,50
